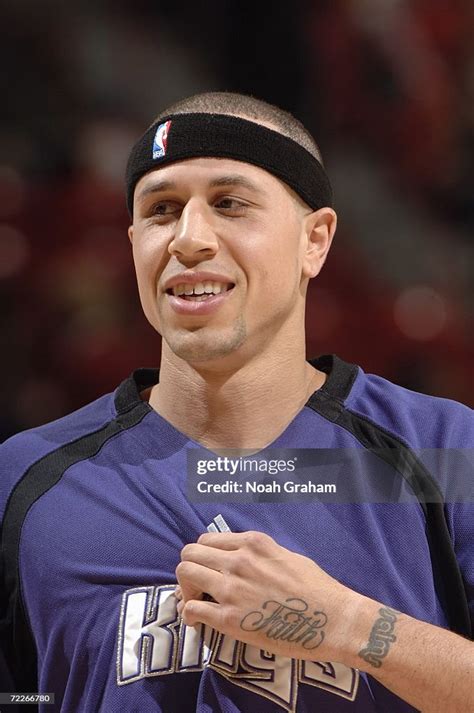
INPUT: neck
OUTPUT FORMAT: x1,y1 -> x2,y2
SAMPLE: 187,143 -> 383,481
148,339 -> 326,453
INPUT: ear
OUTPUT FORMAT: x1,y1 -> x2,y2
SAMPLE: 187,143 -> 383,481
301,207 -> 337,280
128,225 -> 134,245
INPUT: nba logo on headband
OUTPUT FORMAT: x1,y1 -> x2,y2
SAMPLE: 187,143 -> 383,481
152,120 -> 172,159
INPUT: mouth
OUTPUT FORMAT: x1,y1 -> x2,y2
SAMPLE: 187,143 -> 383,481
165,282 -> 235,302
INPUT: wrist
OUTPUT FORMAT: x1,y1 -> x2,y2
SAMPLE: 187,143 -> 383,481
320,587 -> 381,668
297,578 -> 367,665
343,594 -> 403,672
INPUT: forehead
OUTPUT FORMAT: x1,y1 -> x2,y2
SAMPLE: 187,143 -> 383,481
134,156 -> 287,198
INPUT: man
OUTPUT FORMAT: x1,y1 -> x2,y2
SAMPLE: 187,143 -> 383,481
0,92 -> 472,712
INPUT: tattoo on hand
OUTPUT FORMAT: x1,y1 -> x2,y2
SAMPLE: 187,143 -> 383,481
358,606 -> 399,668
239,597 -> 327,650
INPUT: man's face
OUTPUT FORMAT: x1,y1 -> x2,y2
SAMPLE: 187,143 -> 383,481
129,157 -> 323,366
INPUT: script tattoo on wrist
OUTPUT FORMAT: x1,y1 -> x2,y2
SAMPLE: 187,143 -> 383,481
358,606 -> 399,668
239,597 -> 327,650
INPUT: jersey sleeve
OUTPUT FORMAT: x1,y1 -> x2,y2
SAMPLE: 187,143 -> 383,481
0,432 -> 35,694
445,501 -> 474,636
0,392 -> 117,695
443,403 -> 474,636
346,370 -> 474,638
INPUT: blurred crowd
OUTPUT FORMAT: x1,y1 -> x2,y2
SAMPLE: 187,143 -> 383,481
0,0 -> 472,439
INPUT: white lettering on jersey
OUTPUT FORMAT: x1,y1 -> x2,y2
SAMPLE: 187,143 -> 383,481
210,632 -> 241,673
237,644 -> 297,711
117,585 -> 359,711
176,620 -> 215,672
117,585 -> 179,683
300,660 -> 359,700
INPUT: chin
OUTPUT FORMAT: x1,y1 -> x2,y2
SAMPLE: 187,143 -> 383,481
164,322 -> 247,365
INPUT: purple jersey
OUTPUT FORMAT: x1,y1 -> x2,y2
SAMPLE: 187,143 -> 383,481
1,355 -> 473,712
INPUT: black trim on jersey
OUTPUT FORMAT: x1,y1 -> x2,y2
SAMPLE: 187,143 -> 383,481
0,398 -> 150,701
114,367 -> 158,414
307,354 -> 472,639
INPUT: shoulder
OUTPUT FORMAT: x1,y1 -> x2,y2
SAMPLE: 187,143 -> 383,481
0,391 -> 117,522
345,367 -> 473,449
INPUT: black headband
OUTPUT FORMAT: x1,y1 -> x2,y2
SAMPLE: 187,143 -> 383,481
125,113 -> 333,215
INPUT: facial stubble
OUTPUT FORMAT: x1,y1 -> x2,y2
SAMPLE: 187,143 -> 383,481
162,314 -> 248,363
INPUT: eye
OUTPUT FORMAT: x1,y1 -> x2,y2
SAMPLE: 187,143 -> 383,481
145,201 -> 182,222
151,201 -> 180,216
214,197 -> 247,213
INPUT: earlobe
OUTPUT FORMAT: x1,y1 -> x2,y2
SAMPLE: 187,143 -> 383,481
302,208 -> 337,279
128,225 -> 134,245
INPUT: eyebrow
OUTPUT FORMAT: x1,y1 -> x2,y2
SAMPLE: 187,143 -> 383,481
208,174 -> 263,194
137,179 -> 176,203
136,173 -> 265,204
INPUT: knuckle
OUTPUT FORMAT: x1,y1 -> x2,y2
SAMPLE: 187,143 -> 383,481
180,543 -> 196,561
175,560 -> 192,580
233,551 -> 251,575
245,530 -> 272,550
218,605 -> 235,631
181,601 -> 194,625
219,576 -> 235,604
183,600 -> 194,616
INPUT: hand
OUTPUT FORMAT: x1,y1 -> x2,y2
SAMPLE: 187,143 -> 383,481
175,530 -> 361,662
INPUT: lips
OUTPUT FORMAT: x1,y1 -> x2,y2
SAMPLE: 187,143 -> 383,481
165,281 -> 234,298
163,272 -> 235,293
162,270 -> 237,317
165,285 -> 235,316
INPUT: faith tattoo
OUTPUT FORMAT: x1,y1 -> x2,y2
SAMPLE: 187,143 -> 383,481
358,606 -> 399,668
239,597 -> 327,650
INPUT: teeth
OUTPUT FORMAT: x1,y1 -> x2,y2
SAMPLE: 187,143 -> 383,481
172,281 -> 230,297
182,294 -> 214,302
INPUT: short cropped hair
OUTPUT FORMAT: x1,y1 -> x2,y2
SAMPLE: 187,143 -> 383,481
152,91 -> 324,165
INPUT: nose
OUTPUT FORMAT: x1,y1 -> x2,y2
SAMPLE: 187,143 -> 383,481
168,199 -> 219,264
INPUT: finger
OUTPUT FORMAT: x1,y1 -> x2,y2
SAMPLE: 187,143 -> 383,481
198,531 -> 275,555
175,585 -> 183,600
181,598 -> 223,628
177,592 -> 214,618
197,531 -> 265,550
181,543 -> 231,571
176,561 -> 223,602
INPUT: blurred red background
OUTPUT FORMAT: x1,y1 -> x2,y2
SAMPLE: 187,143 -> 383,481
1,0 -> 472,439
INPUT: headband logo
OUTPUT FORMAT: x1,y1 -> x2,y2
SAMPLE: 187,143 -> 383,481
152,120 -> 172,159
